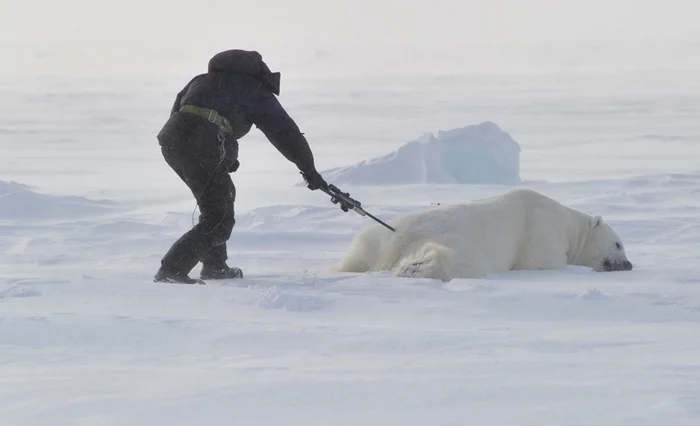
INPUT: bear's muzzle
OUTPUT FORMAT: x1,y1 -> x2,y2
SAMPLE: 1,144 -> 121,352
603,259 -> 633,272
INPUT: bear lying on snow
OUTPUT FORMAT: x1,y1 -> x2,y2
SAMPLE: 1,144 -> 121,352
333,188 -> 633,281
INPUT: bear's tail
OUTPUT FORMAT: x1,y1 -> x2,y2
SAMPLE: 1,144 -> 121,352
331,252 -> 371,273
395,241 -> 455,282
331,236 -> 375,273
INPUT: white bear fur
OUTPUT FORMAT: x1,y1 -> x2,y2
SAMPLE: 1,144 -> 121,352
333,188 -> 632,281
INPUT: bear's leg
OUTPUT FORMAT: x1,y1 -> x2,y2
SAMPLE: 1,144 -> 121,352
396,261 -> 427,278
395,242 -> 454,282
515,209 -> 570,271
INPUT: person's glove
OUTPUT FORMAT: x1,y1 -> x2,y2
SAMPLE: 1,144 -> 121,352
226,159 -> 240,173
223,138 -> 240,173
301,169 -> 328,191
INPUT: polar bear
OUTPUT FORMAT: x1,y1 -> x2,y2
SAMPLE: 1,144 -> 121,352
333,188 -> 633,281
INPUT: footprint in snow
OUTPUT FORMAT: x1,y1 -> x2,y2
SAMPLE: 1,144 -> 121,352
578,288 -> 611,301
0,286 -> 42,299
251,285 -> 332,312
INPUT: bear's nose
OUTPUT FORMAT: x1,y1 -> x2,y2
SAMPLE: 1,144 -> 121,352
603,259 -> 633,272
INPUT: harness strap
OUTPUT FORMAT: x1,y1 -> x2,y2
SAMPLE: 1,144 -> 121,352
179,104 -> 234,135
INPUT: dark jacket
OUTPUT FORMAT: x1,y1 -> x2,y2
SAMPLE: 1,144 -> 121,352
158,50 -> 316,173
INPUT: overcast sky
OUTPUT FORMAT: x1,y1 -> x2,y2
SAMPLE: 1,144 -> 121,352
5,0 -> 698,44
3,0 -> 699,78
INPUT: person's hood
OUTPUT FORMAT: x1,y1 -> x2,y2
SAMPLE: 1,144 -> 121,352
207,49 -> 281,95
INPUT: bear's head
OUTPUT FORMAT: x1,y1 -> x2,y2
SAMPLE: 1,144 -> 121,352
578,216 -> 633,272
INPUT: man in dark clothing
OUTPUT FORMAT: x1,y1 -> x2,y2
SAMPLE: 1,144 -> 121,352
154,49 -> 328,284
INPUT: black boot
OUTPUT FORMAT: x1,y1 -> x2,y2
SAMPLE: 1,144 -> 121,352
200,264 -> 244,280
200,242 -> 242,280
154,266 -> 205,284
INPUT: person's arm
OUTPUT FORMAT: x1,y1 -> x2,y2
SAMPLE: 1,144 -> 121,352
169,77 -> 196,116
251,90 -> 318,174
169,88 -> 186,116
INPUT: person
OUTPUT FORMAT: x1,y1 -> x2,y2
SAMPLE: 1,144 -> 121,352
154,49 -> 328,284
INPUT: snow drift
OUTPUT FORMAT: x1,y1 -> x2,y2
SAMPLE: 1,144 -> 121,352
320,121 -> 521,185
0,180 -> 117,220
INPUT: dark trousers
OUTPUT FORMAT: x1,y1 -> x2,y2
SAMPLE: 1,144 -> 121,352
158,113 -> 236,275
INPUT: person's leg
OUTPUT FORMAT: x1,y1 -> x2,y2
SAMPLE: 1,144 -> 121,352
199,180 -> 243,279
200,243 -> 244,279
155,142 -> 235,283
202,243 -> 228,270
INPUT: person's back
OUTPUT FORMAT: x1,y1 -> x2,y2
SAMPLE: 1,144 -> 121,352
159,49 -> 316,173
154,49 -> 327,284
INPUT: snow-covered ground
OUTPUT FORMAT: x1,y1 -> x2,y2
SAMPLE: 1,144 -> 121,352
2,43 -> 700,425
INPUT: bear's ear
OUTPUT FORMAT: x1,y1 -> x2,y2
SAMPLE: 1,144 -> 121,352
591,215 -> 602,228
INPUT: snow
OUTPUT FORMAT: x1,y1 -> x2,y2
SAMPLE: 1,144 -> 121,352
0,180 -> 120,220
318,121 -> 521,185
3,42 -> 700,426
